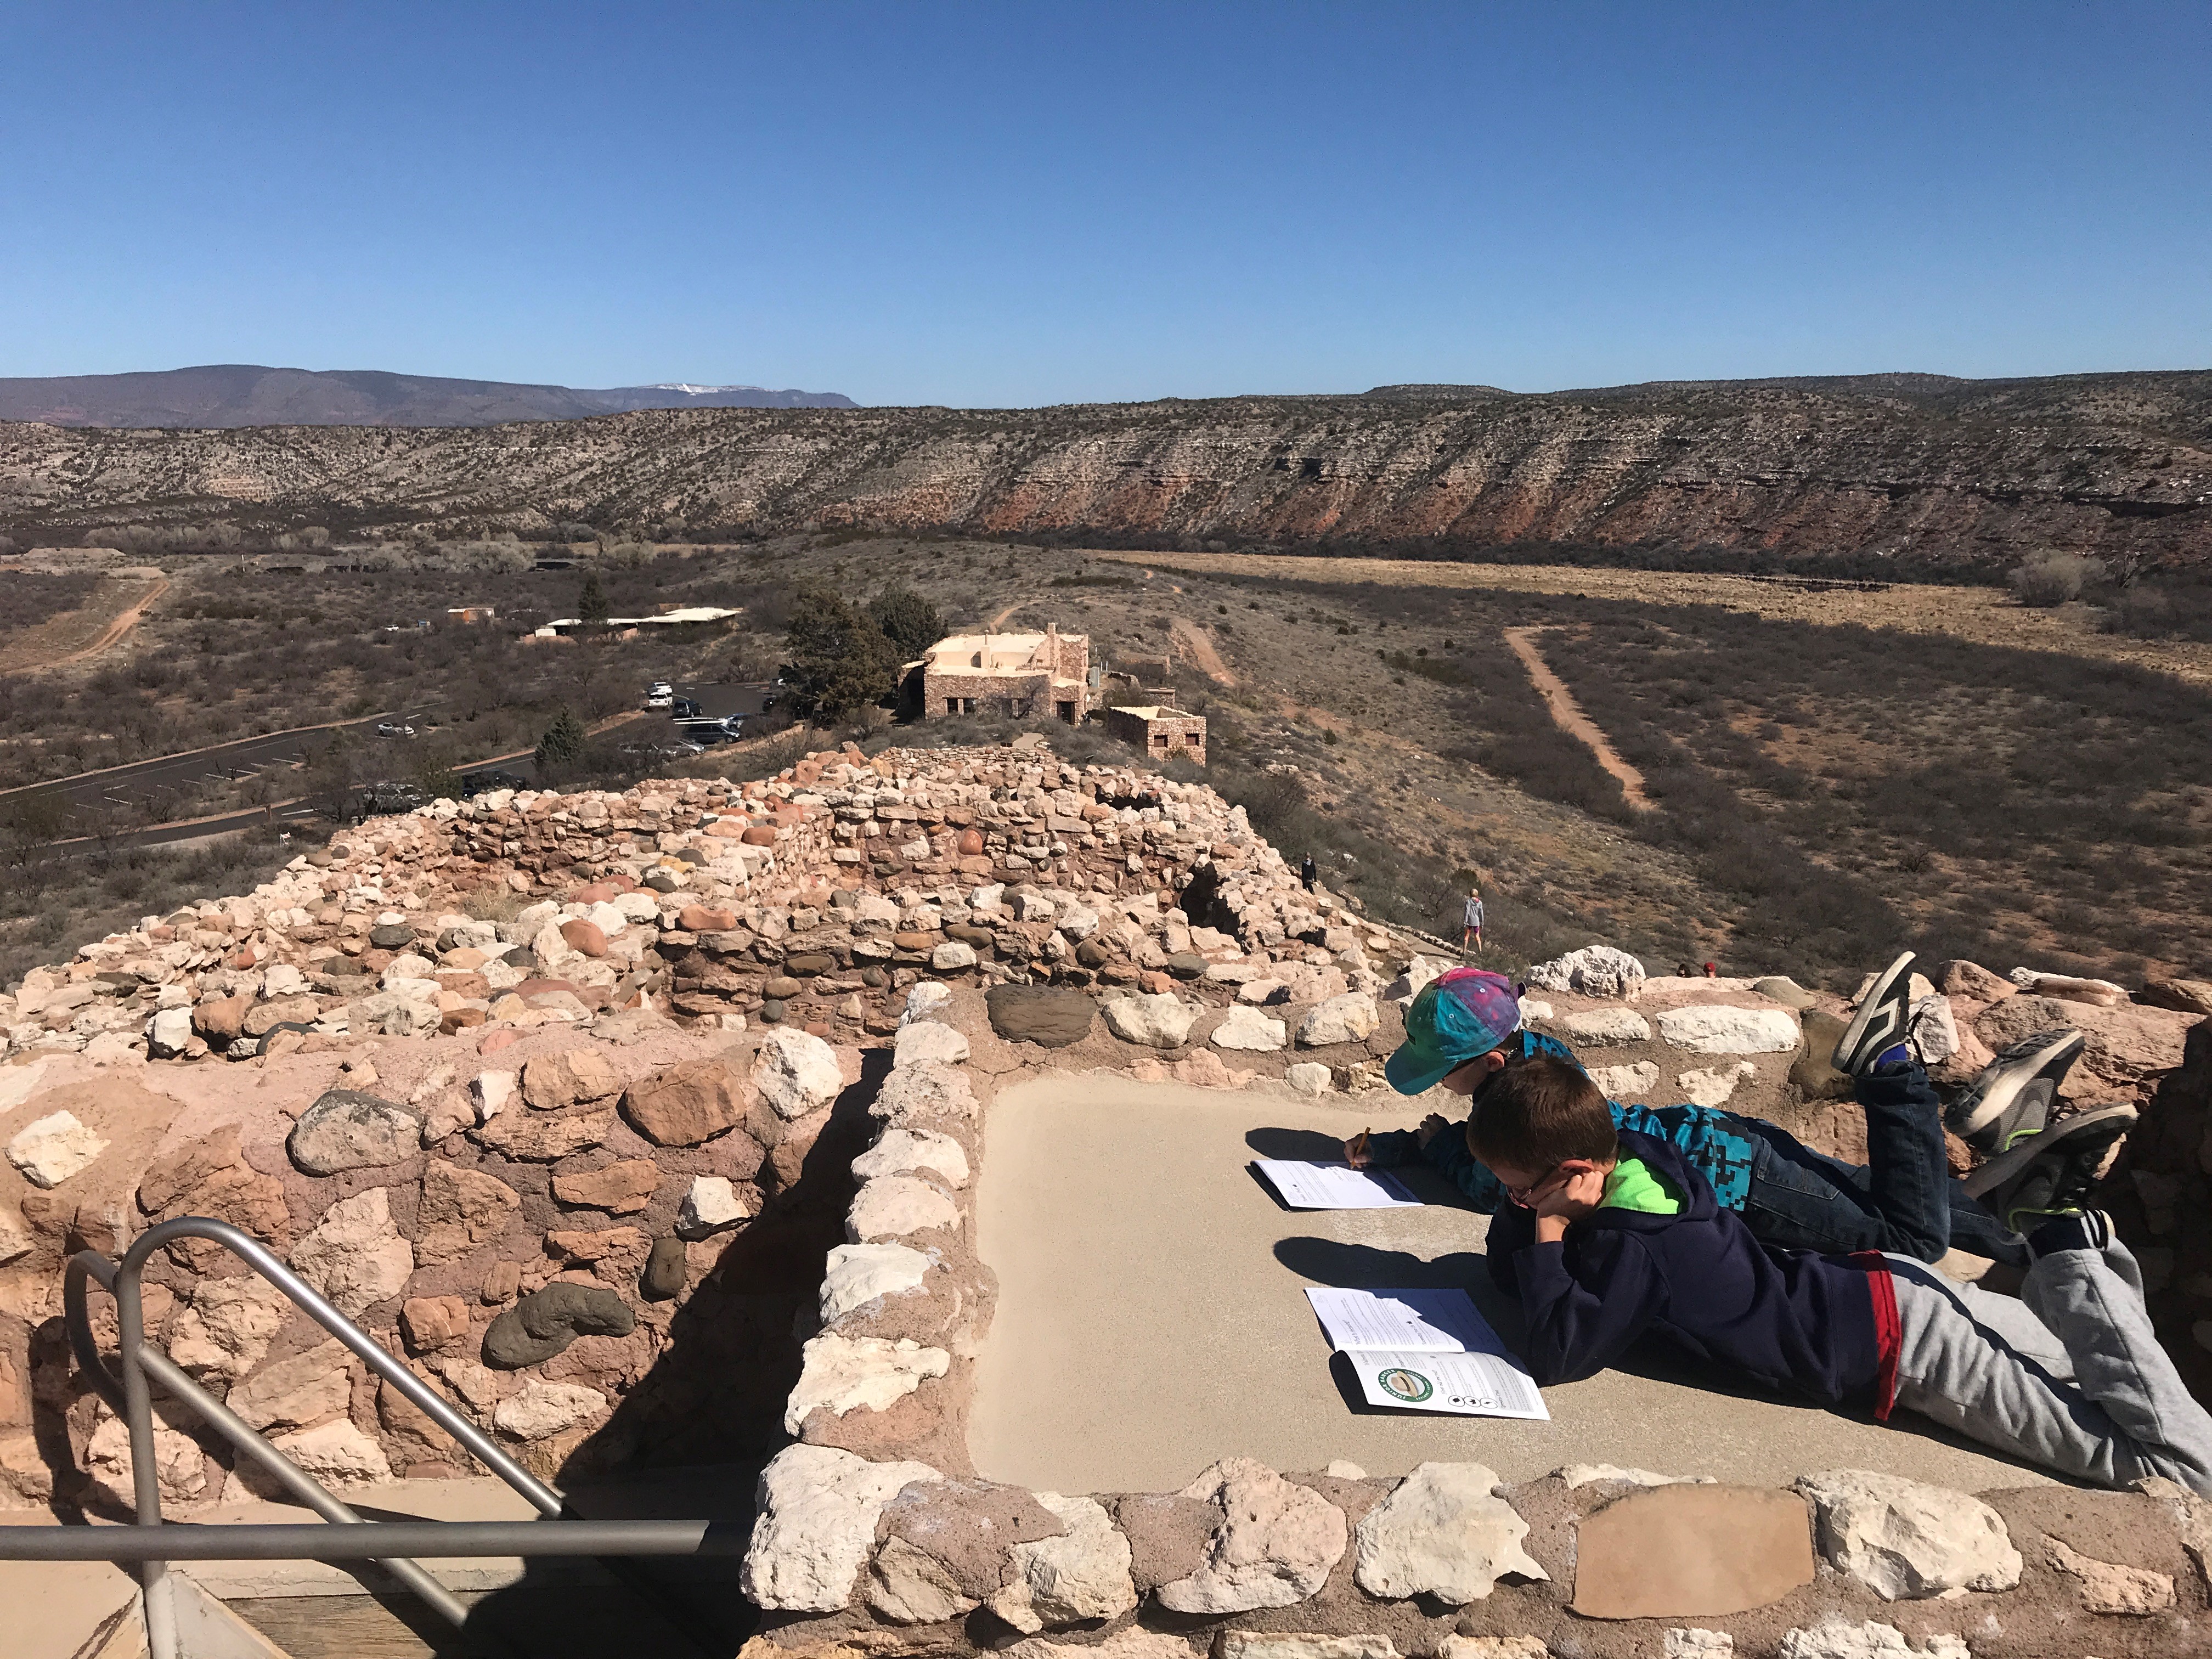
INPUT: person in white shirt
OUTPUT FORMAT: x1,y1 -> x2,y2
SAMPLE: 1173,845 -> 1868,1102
1461,887 -> 1484,955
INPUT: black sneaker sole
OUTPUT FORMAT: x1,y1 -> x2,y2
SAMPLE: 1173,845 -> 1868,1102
1832,950 -> 1918,1075
1961,1105 -> 2139,1201
1949,1030 -> 2087,1140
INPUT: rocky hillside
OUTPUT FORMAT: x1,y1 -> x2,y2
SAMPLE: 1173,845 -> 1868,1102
4,371 -> 2209,571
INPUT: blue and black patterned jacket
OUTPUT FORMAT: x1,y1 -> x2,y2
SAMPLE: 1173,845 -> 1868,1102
1361,1029 -> 1758,1213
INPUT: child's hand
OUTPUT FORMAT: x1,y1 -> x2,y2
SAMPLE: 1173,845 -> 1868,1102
1413,1113 -> 1450,1149
1530,1166 -> 1607,1224
1343,1130 -> 1372,1168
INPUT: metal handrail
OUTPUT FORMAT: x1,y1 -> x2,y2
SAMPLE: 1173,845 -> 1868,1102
50,1215 -> 731,1659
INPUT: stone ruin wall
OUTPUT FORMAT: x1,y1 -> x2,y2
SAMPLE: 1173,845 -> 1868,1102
2,737 -> 2212,1656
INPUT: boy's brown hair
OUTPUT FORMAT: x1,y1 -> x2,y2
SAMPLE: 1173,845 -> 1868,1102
1467,1056 -> 1619,1170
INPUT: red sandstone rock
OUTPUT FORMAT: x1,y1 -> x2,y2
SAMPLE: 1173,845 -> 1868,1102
478,1029 -> 522,1056
560,918 -> 608,957
679,905 -> 737,932
193,995 -> 251,1043
551,1159 -> 662,1214
957,828 -> 985,855
399,1295 -> 472,1353
742,826 -> 778,846
622,1058 -> 752,1146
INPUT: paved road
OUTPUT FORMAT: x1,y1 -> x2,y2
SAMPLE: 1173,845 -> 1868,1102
2,707 -> 443,826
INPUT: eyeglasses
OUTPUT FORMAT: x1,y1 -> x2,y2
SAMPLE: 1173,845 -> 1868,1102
1501,1165 -> 1562,1207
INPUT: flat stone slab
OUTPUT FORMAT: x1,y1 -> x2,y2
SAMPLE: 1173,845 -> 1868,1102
969,1076 -> 2056,1494
1571,1482 -> 1814,1618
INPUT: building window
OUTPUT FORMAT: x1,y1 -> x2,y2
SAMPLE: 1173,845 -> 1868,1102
1058,701 -> 1076,724
1186,732 -> 1201,745
946,698 -> 958,714
1153,733 -> 1169,748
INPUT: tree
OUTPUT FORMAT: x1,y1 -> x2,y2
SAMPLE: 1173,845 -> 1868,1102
867,586 -> 944,661
578,571 -> 610,625
782,589 -> 899,722
535,707 -> 588,775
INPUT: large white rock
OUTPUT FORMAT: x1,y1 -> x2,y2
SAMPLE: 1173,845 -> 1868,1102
900,982 -> 953,1026
1384,955 -> 1443,1007
847,1176 -> 959,1241
1793,1470 -> 2022,1600
1211,1005 -> 1288,1052
1559,1009 -> 1651,1046
1285,1062 -> 1333,1097
495,1380 -> 608,1441
86,1414 -> 208,1504
1296,992 -> 1380,1048
1657,1005 -> 1804,1055
1352,1461 -> 1548,1605
472,1069 -> 516,1122
1104,993 -> 1198,1049
1677,1062 -> 1757,1108
742,1444 -> 944,1611
146,1005 -> 194,1059
784,1335 -> 951,1434
267,1418 -> 392,1488
820,1242 -> 932,1324
894,1020 -> 970,1068
852,1127 -> 970,1188
1663,1634 -> 1735,1659
1155,1457 -> 1348,1613
7,1110 -> 109,1189
1908,996 -> 1959,1066
930,940 -> 979,972
1556,1464 -> 1715,1488
676,1175 -> 749,1238
872,1060 -> 980,1127
289,1187 -> 414,1318
1775,1623 -> 1968,1659
1525,945 -> 1646,1000
754,1028 -> 845,1120
1589,1062 -> 1661,1101
1056,905 -> 1101,941
1220,1638 -> 1400,1659
988,1490 -> 1139,1633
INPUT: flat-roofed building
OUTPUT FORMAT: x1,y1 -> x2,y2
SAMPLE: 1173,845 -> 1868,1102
909,624 -> 1091,724
1105,704 -> 1206,765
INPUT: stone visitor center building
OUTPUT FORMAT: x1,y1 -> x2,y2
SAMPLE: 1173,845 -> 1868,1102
907,626 -> 1093,724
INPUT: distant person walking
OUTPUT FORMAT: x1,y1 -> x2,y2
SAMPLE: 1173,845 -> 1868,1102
1300,854 -> 1317,892
1462,887 -> 1485,956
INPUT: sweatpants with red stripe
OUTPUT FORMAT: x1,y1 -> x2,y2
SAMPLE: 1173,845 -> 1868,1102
1882,1243 -> 2212,1496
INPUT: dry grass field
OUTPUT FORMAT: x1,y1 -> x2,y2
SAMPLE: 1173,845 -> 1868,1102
7,533 -> 2205,994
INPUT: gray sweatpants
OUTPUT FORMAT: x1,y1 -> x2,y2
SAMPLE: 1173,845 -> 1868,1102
1885,1244 -> 2212,1496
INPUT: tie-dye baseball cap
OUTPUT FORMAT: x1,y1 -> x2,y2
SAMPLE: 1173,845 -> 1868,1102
1385,967 -> 1523,1094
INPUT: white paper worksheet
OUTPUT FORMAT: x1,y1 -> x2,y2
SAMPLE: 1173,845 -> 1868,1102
1305,1286 -> 1493,1353
1253,1160 -> 1421,1209
1343,1348 -> 1551,1419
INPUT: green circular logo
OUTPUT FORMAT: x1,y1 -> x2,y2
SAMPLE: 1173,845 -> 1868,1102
1377,1367 -> 1433,1403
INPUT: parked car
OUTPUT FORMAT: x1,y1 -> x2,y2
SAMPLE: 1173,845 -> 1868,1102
374,721 -> 416,738
670,696 -> 703,719
674,718 -> 742,746
620,740 -> 705,762
458,768 -> 527,798
645,692 -> 673,710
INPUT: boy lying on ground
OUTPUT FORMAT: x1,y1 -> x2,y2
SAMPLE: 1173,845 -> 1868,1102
1472,955 -> 2212,1495
1346,964 -> 2136,1266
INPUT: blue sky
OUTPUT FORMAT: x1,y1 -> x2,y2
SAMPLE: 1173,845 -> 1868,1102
3,2 -> 2205,406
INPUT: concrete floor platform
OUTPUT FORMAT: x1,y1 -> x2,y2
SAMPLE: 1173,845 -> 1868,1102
969,1075 -> 2056,1495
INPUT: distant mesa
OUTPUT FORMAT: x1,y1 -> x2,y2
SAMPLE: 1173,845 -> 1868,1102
0,364 -> 857,428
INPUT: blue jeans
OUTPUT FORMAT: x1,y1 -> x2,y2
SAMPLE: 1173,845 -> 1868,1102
1734,1065 -> 2029,1267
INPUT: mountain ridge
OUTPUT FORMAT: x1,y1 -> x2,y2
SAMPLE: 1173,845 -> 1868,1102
3,369 -> 2207,571
0,364 -> 856,427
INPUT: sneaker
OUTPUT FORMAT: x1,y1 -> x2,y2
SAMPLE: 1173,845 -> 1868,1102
1961,1102 -> 2137,1201
1832,951 -> 1919,1076
1945,1029 -> 2085,1157
1970,1107 -> 2138,1220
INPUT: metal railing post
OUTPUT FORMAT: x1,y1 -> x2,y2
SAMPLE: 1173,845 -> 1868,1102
114,1245 -> 177,1659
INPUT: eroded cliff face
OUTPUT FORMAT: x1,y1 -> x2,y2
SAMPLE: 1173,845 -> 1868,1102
3,372 -> 2208,568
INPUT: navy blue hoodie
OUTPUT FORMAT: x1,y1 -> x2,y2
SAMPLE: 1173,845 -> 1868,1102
1485,1129 -> 1895,1409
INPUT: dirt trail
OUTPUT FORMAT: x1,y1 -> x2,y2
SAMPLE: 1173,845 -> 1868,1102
989,600 -> 1029,629
1170,617 -> 1235,685
1503,625 -> 1654,810
4,575 -> 170,673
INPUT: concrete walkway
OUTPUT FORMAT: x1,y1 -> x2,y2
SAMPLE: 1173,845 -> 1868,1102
970,1075 -> 2055,1495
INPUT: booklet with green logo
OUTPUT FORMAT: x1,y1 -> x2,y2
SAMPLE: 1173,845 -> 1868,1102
1305,1287 -> 1549,1419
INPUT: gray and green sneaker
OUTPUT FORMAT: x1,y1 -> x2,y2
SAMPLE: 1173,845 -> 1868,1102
1945,1029 -> 2085,1158
1982,1111 -> 2137,1230
1832,951 -> 1920,1077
